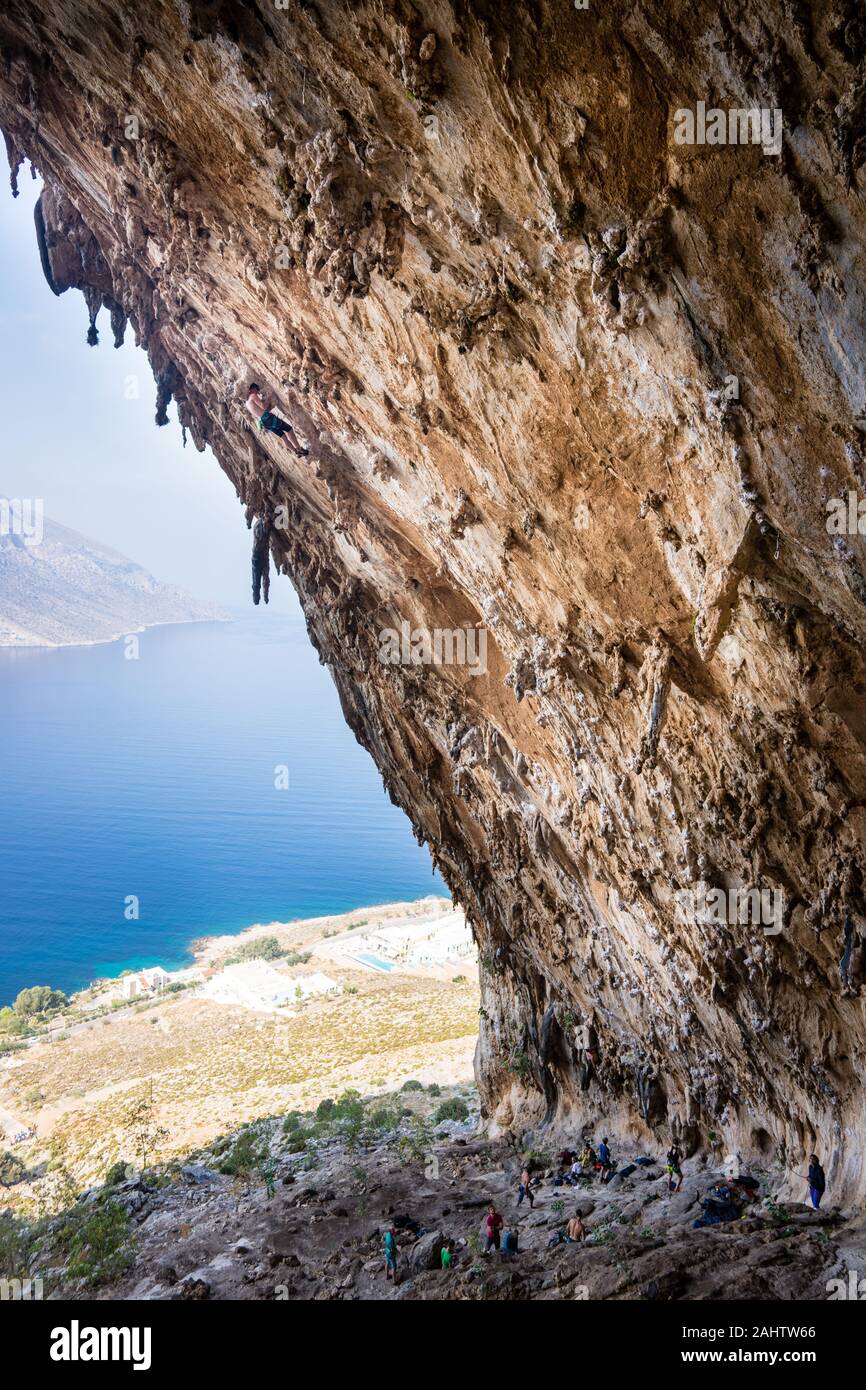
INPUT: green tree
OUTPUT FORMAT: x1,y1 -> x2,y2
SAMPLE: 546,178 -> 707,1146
67,1202 -> 133,1286
218,1127 -> 264,1176
13,985 -> 67,1018
104,1161 -> 130,1187
0,1151 -> 26,1187
368,1106 -> 400,1132
0,1007 -> 28,1036
0,1211 -> 29,1279
333,1089 -> 364,1122
434,1097 -> 469,1124
223,936 -> 285,966
123,1088 -> 169,1177
397,1115 -> 434,1164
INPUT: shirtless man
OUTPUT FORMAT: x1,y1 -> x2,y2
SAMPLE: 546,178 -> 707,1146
566,1212 -> 587,1243
517,1166 -> 535,1208
245,383 -> 308,457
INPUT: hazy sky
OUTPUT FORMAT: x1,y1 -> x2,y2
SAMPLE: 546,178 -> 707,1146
0,169 -> 297,614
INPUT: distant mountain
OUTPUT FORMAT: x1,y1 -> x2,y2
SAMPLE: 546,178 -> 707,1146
0,515 -> 228,647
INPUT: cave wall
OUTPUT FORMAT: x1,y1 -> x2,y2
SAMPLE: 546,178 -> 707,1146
2,0 -> 866,1196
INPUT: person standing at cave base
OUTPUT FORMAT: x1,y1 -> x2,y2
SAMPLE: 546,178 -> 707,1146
484,1202 -> 504,1252
597,1136 -> 614,1183
245,383 -> 309,457
807,1155 -> 826,1210
517,1165 -> 535,1208
383,1227 -> 398,1283
666,1144 -> 683,1193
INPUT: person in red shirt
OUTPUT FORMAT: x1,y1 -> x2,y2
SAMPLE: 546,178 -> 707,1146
484,1202 -> 504,1252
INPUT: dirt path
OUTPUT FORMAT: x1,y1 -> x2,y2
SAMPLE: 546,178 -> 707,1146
0,1099 -> 29,1140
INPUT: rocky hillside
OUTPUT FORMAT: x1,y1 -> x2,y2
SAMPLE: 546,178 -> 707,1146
3,1088 -> 861,1303
0,516 -> 225,645
1,3 -> 865,1197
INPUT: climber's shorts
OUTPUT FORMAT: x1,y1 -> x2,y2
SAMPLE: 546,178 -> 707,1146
259,410 -> 288,436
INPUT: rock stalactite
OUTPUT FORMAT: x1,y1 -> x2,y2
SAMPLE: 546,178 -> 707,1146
2,2 -> 866,1197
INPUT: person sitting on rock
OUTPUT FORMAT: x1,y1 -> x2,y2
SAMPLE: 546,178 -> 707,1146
245,383 -> 309,456
501,1225 -> 519,1258
566,1212 -> 587,1243
578,1142 -> 597,1174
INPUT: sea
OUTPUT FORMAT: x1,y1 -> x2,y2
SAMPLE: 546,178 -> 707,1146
0,615 -> 446,1003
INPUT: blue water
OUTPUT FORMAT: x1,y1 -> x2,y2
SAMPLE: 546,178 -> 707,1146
0,616 -> 445,1003
353,953 -> 397,973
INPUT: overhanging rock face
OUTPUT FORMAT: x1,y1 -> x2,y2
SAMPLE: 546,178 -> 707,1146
2,2 -> 865,1195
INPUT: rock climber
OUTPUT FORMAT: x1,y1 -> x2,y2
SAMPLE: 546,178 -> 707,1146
517,1164 -> 535,1208
484,1202 -> 504,1252
807,1154 -> 826,1210
245,383 -> 309,457
383,1226 -> 398,1283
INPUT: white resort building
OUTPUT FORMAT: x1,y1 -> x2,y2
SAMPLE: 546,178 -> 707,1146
349,908 -> 475,969
121,966 -> 170,1000
201,960 -> 341,1013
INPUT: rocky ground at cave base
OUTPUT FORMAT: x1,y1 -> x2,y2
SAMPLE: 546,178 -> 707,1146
31,1102 -> 863,1303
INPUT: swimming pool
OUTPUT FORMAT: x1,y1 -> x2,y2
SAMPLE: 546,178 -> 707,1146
352,952 -> 397,973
